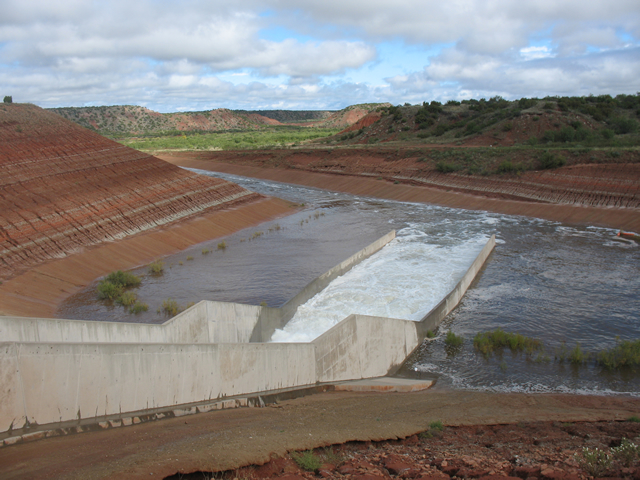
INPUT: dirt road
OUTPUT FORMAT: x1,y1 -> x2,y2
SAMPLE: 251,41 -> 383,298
3,387 -> 640,479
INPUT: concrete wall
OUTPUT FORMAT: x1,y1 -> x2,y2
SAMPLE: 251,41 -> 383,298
0,233 -> 494,435
0,300 -> 263,345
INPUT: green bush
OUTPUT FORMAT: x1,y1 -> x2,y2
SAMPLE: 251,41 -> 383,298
160,298 -> 180,316
496,160 -> 516,174
148,260 -> 165,275
129,301 -> 149,314
291,451 -> 323,472
596,339 -> 640,370
610,117 -> 638,134
96,281 -> 123,300
116,291 -> 137,307
436,161 -> 461,173
105,270 -> 141,288
445,331 -> 464,347
539,152 -> 566,169
575,447 -> 612,477
473,329 -> 543,357
3,96 -> 12,104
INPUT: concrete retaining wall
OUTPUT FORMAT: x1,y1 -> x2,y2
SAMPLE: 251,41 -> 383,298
0,233 -> 495,437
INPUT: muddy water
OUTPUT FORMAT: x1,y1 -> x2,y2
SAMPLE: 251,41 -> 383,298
59,170 -> 640,395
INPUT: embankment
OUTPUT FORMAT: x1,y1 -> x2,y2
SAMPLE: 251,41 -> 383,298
161,151 -> 640,231
0,196 -> 293,318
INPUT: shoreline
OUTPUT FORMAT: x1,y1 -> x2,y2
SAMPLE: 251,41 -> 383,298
160,153 -> 640,232
0,196 -> 296,318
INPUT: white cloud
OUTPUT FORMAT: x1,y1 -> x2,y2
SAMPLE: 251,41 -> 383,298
0,0 -> 638,110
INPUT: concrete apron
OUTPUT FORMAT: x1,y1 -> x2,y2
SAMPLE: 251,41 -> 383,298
0,232 -> 495,447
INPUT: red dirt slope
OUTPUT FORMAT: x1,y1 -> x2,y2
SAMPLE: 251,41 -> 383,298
0,103 -> 261,282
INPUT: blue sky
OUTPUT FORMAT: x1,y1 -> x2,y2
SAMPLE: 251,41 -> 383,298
1,0 -> 639,112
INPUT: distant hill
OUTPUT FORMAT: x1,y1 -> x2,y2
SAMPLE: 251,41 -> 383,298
329,95 -> 640,148
48,103 -> 389,136
0,103 -> 260,280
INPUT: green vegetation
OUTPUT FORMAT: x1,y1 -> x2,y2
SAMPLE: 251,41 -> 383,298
118,126 -> 341,151
96,270 -> 141,300
291,450 -> 323,472
3,96 -> 12,104
445,331 -> 464,347
611,438 -> 639,467
596,339 -> 640,370
115,291 -> 137,307
473,329 -> 543,357
129,301 -> 149,314
419,420 -> 445,439
159,298 -> 180,316
426,329 -> 436,339
96,281 -> 123,301
575,447 -> 612,477
628,416 -> 640,423
148,260 -> 165,275
104,270 -> 141,288
217,241 -> 227,250
201,248 -> 210,255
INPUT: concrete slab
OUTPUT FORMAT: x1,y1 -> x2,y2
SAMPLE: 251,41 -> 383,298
332,376 -> 434,393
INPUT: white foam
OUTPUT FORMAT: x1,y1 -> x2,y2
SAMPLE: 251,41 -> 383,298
270,228 -> 488,343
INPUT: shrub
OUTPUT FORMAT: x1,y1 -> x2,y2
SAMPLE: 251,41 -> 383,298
473,329 -> 543,357
160,298 -> 180,316
497,160 -> 515,174
129,301 -> 149,314
445,331 -> 464,347
539,152 -> 566,169
116,291 -> 137,307
436,161 -> 461,173
610,117 -> 638,134
601,128 -> 615,139
291,451 -> 323,472
575,447 -> 612,477
611,438 -> 639,467
426,330 -> 436,339
105,270 -> 141,288
148,260 -> 165,275
596,339 -> 640,370
3,96 -> 12,103
96,281 -> 123,300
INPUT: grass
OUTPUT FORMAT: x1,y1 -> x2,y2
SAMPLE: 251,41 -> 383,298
159,298 -> 180,316
129,301 -> 149,314
104,270 -> 141,288
291,450 -> 323,472
115,291 -> 137,307
148,260 -> 165,275
118,127 -> 341,151
473,329 -> 542,357
596,339 -> 640,370
444,331 -> 464,347
426,329 -> 436,339
575,447 -> 612,477
419,420 -> 445,439
96,281 -> 123,300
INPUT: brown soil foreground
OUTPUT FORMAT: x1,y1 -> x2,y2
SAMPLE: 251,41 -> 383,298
0,196 -> 294,318
3,388 -> 640,479
159,152 -> 640,232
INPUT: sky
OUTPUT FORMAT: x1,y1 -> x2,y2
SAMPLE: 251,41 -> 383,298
1,0 -> 639,112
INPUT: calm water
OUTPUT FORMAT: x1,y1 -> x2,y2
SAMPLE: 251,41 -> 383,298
59,169 -> 640,395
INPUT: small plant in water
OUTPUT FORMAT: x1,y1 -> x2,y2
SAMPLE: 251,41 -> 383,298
291,450 -> 323,472
104,270 -> 141,288
116,291 -> 137,307
445,331 -> 464,347
575,447 -> 612,477
148,260 -> 165,275
96,281 -> 123,301
129,301 -> 149,314
201,248 -> 210,255
186,255 -> 194,261
217,241 -> 227,250
159,298 -> 180,316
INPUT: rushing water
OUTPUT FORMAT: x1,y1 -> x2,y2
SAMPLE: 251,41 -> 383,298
59,169 -> 640,395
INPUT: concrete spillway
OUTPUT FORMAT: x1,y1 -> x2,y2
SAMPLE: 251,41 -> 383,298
0,232 -> 495,445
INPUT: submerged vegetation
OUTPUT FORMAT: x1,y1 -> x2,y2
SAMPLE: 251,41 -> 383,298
473,329 -> 543,357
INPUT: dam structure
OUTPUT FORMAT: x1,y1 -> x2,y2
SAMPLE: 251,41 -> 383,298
0,232 -> 495,446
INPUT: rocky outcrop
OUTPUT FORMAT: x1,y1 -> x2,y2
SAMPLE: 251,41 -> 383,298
0,103 -> 261,281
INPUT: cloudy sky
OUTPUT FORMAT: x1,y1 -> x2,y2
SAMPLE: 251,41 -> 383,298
2,0 -> 639,112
